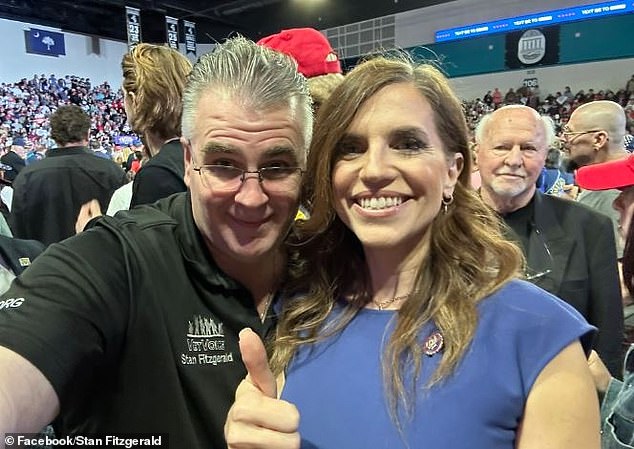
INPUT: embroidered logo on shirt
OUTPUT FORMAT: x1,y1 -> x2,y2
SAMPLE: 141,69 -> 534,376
18,257 -> 31,267
0,297 -> 25,310
181,314 -> 234,366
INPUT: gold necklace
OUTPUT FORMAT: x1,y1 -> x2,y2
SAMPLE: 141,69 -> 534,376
372,292 -> 415,310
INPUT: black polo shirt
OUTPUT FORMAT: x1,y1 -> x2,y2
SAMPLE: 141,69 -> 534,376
0,192 -> 273,448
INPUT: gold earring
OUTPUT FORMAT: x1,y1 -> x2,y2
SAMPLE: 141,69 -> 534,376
442,194 -> 454,214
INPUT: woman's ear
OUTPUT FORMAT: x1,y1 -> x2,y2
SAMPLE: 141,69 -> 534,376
444,152 -> 464,197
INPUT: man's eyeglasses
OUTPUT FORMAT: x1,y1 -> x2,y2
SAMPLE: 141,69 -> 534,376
560,126 -> 603,144
193,164 -> 304,193
524,223 -> 554,282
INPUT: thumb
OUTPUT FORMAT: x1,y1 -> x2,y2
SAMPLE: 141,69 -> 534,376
239,327 -> 277,398
88,199 -> 102,216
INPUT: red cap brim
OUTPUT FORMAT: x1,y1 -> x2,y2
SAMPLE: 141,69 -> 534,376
576,155 -> 634,190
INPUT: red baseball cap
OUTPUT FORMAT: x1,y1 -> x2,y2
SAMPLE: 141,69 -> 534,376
257,28 -> 342,78
576,155 -> 634,190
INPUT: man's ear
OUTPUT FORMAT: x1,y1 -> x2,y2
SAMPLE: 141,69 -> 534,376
594,130 -> 609,150
182,137 -> 192,188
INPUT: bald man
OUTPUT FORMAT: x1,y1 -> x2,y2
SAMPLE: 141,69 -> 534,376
476,105 -> 624,376
563,100 -> 630,258
563,100 -> 628,169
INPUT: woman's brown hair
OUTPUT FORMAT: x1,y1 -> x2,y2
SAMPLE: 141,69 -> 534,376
272,55 -> 523,422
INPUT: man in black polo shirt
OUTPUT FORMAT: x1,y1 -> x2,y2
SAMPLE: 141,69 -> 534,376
0,36 -> 312,448
10,105 -> 126,245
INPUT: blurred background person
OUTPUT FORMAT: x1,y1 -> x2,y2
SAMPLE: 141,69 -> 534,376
538,144 -> 574,197
257,27 -> 344,115
10,105 -> 126,245
122,43 -> 192,207
576,154 -> 634,448
562,100 -> 629,259
0,136 -> 26,183
0,235 -> 44,294
476,105 -> 624,376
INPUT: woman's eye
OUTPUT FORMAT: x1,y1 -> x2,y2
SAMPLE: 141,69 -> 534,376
336,140 -> 364,156
394,138 -> 425,151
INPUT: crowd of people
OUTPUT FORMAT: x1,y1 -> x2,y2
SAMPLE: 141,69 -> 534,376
2,69 -> 634,173
464,82 -> 634,140
0,28 -> 633,449
0,73 -> 140,171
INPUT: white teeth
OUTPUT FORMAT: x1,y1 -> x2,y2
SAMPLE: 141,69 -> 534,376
359,196 -> 402,210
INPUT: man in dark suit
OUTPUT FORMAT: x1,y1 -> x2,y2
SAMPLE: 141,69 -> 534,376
476,105 -> 624,376
10,105 -> 126,245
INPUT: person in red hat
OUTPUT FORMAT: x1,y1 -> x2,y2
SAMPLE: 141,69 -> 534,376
577,155 -> 634,292
577,155 -> 634,448
258,27 -> 344,113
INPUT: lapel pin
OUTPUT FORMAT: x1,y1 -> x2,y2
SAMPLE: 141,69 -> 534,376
423,331 -> 444,356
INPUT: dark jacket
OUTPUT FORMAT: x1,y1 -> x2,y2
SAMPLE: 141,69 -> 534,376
10,146 -> 126,246
0,235 -> 45,275
505,192 -> 624,376
0,150 -> 26,182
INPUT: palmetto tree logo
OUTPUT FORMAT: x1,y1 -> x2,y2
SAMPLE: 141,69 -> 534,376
42,36 -> 55,50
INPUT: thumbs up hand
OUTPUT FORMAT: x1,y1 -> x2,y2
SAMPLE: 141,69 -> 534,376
225,328 -> 301,449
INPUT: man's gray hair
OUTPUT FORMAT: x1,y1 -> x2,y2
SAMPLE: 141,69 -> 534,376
474,105 -> 556,149
181,36 -> 313,156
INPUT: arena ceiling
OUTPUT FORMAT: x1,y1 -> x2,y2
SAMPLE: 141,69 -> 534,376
0,0 -> 456,43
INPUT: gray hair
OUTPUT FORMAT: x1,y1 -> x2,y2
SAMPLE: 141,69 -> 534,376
181,36 -> 313,157
474,105 -> 556,149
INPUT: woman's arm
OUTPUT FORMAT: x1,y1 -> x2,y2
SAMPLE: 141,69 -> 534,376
516,341 -> 600,449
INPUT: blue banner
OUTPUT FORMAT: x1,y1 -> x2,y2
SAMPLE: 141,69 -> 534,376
25,28 -> 66,57
114,135 -> 142,146
435,0 -> 634,42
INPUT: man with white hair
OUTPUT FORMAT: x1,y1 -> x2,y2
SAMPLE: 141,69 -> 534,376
476,105 -> 624,376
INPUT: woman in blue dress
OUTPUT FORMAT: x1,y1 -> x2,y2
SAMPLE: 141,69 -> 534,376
225,55 -> 600,449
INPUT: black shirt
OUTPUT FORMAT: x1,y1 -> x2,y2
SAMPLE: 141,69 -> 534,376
130,140 -> 186,207
501,195 -> 535,253
0,193 -> 272,448
10,146 -> 126,245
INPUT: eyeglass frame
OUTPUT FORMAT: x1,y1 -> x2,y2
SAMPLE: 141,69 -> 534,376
191,163 -> 305,193
524,222 -> 554,282
560,126 -> 604,144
